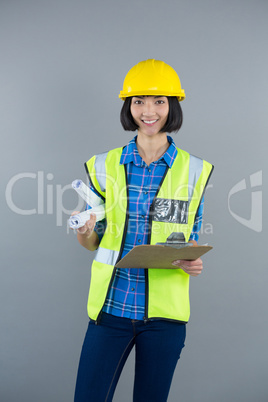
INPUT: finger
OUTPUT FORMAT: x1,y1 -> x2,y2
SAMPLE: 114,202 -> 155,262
172,260 -> 203,276
185,267 -> 203,276
172,259 -> 200,267
180,258 -> 202,266
77,214 -> 96,234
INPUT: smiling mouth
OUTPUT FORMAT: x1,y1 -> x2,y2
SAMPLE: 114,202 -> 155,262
141,119 -> 158,125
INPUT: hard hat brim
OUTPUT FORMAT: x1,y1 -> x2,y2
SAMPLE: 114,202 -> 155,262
118,90 -> 185,101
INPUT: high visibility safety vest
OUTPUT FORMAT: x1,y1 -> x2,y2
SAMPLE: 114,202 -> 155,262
85,146 -> 213,324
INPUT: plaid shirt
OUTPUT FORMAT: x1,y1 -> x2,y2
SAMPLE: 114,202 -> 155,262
88,136 -> 204,320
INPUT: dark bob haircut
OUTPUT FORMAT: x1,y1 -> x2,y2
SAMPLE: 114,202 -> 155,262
120,96 -> 183,133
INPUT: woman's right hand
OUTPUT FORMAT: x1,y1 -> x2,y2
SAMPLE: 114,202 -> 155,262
71,211 -> 97,237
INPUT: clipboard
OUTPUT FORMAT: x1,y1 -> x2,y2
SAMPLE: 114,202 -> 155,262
115,232 -> 213,269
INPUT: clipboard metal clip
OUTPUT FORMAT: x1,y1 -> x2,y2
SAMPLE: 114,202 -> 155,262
156,232 -> 193,249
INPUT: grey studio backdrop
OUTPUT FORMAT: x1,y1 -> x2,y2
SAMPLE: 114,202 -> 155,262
1,1 -> 267,401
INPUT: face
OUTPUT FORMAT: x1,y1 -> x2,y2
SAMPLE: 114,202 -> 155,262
130,96 -> 169,137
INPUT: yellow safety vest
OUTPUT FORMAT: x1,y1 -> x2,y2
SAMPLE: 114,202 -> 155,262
85,146 -> 213,323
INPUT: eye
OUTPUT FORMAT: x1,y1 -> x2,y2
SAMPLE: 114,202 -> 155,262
156,100 -> 165,104
133,99 -> 143,105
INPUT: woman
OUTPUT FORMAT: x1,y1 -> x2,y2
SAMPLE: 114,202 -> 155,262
73,59 -> 213,401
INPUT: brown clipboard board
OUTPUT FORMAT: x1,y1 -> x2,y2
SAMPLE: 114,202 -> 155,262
115,244 -> 213,269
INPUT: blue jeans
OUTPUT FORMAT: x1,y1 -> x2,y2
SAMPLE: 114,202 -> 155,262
74,313 -> 186,402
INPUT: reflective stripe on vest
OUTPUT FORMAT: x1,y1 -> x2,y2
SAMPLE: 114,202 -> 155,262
95,247 -> 119,266
188,154 -> 203,203
94,151 -> 108,192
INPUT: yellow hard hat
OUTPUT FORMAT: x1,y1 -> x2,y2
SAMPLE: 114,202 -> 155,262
119,59 -> 185,101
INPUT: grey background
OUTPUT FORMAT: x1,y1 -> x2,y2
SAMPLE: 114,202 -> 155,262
1,0 -> 267,401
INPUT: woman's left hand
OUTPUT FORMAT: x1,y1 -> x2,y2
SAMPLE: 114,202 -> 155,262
172,258 -> 203,277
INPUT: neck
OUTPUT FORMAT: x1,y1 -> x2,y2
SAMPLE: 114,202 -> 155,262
136,132 -> 169,166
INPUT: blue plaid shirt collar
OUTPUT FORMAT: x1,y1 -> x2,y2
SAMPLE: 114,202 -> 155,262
120,135 -> 178,168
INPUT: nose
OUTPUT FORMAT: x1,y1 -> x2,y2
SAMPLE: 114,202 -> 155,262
142,100 -> 156,117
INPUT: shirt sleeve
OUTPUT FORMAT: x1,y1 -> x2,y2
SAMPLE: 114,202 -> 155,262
85,185 -> 107,243
189,196 -> 204,243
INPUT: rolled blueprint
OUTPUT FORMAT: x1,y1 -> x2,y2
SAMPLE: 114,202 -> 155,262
68,204 -> 105,229
72,179 -> 104,207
